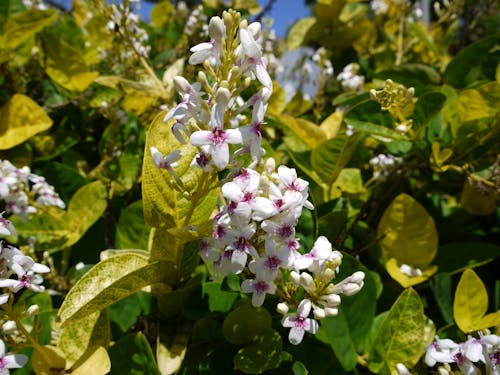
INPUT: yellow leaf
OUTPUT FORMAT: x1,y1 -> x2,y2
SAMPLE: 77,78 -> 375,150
156,328 -> 188,375
57,311 -> 110,368
454,269 -> 500,333
378,193 -> 438,268
267,82 -> 287,115
386,258 -> 438,288
274,114 -> 326,149
150,0 -> 175,27
320,110 -> 343,139
32,345 -> 66,375
163,58 -> 185,98
0,9 -> 57,50
70,347 -> 111,375
40,32 -> 99,92
0,94 -> 53,150
457,89 -> 497,123
460,179 -> 498,216
286,17 -> 316,50
123,94 -> 156,115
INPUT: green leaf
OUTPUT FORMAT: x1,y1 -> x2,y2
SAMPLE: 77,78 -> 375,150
234,328 -> 282,374
377,193 -> 438,269
316,308 -> 357,371
311,134 -> 360,188
0,9 -> 57,50
374,64 -> 441,94
108,333 -> 160,375
434,242 -> 500,274
0,94 -> 53,150
115,201 -> 150,250
40,31 -> 99,92
457,89 -> 497,123
57,311 -> 110,368
443,35 -> 500,88
292,361 -> 308,375
202,280 -> 239,313
222,303 -> 271,345
431,273 -> 454,325
107,292 -> 152,333
11,181 -> 108,251
42,162 -> 88,203
412,92 -> 446,131
344,118 -> 402,140
454,269 -> 500,333
370,288 -> 426,372
57,253 -> 174,326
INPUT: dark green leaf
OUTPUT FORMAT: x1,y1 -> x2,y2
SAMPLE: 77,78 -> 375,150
234,328 -> 282,374
108,333 -> 160,375
434,242 -> 500,274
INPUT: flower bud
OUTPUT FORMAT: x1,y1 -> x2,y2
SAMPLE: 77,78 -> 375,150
247,22 -> 261,39
300,272 -> 314,288
324,307 -> 338,317
350,271 -> 365,284
323,268 -> 335,280
396,124 -> 408,133
208,16 -> 225,41
239,19 -> 248,30
342,282 -> 363,296
265,158 -> 275,175
321,293 -> 341,306
27,304 -> 40,316
216,87 -> 231,105
173,76 -> 191,94
290,271 -> 300,285
2,320 -> 17,334
313,307 -> 326,320
222,11 -> 232,29
276,302 -> 289,315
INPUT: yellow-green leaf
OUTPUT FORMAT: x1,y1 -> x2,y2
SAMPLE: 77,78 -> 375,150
70,347 -> 111,375
275,114 -> 326,149
370,288 -> 426,372
457,89 -> 497,123
150,0 -> 175,27
460,179 -> 497,216
286,17 -> 316,50
57,311 -> 110,367
32,345 -> 66,375
40,32 -> 99,92
0,94 -> 53,150
454,269 -> 500,333
386,258 -> 438,288
0,9 -> 57,50
142,115 -> 218,237
320,110 -> 343,139
378,193 -> 438,269
11,181 -> 108,251
56,253 -> 174,327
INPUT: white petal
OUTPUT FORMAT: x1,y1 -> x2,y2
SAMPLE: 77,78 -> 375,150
225,129 -> 243,144
241,279 -> 253,293
190,131 -> 212,146
297,299 -> 312,317
0,293 -> 10,305
288,326 -> 305,345
239,29 -> 260,58
5,353 -> 28,369
252,291 -> 266,307
256,61 -> 272,90
211,143 -> 230,169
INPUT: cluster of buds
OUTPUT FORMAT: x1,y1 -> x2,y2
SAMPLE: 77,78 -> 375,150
370,79 -> 415,133
106,0 -> 150,59
152,10 -> 365,346
182,4 -> 209,38
371,0 -> 389,15
337,63 -> 365,92
425,334 -> 500,375
0,160 -> 65,220
369,153 -> 403,182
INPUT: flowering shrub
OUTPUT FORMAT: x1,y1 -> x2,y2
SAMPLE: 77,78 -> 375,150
0,0 -> 499,374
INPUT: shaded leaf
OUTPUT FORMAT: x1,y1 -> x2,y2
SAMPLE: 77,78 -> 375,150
234,328 -> 282,374
108,333 -> 160,375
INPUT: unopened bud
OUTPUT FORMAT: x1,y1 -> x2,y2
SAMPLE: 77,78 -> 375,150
321,293 -> 341,306
313,307 -> 326,320
370,89 -> 378,100
173,76 -> 191,93
290,271 -> 300,284
247,22 -> 261,39
323,268 -> 335,280
265,158 -> 275,174
222,11 -> 232,29
300,272 -> 314,288
242,77 -> 252,89
324,307 -> 338,317
276,302 -> 289,315
396,363 -> 411,375
408,87 -> 415,96
342,282 -> 363,296
350,271 -> 365,284
229,66 -> 240,77
2,321 -> 17,334
239,19 -> 248,30
396,124 -> 408,133
208,16 -> 225,40
216,87 -> 231,105
27,304 -> 40,316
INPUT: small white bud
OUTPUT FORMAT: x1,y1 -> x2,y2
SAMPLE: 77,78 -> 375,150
276,302 -> 289,315
239,19 -> 248,30
313,307 -> 326,320
321,293 -> 341,306
350,271 -> 365,284
324,307 -> 338,317
27,304 -> 40,316
342,282 -> 363,296
216,87 -> 231,105
300,272 -> 314,288
290,271 -> 300,284
323,268 -> 335,280
396,363 -> 411,375
247,22 -> 261,39
396,124 -> 408,133
2,321 -> 17,334
208,16 -> 225,40
173,76 -> 191,93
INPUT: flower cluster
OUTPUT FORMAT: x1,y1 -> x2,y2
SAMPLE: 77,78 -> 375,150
369,153 -> 402,182
0,160 -> 65,220
0,338 -> 27,375
425,334 -> 499,375
152,10 -> 365,346
106,0 -> 150,59
337,63 -> 365,92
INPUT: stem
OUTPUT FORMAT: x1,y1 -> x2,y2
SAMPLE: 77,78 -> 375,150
395,15 -> 405,66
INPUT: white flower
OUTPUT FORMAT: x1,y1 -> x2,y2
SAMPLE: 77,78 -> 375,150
188,16 -> 225,65
241,274 -> 276,307
238,27 -> 272,90
0,214 -> 16,238
282,299 -> 318,345
425,336 -> 459,366
0,339 -> 28,374
190,127 -> 242,169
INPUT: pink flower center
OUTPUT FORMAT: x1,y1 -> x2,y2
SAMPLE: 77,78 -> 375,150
254,280 -> 269,293
277,225 -> 294,238
209,128 -> 228,145
264,256 -> 281,271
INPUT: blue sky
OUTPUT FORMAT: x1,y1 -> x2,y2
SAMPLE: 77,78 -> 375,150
51,0 -> 309,37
